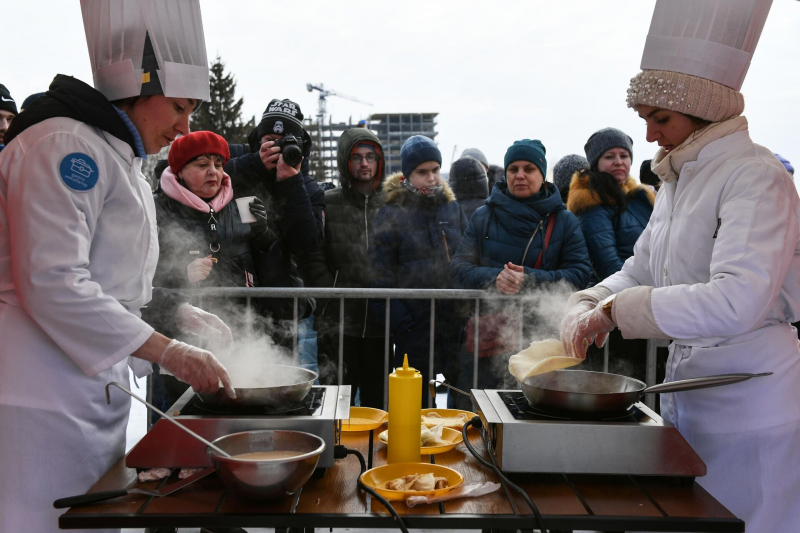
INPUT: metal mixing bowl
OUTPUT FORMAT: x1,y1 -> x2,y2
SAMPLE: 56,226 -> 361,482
207,430 -> 326,500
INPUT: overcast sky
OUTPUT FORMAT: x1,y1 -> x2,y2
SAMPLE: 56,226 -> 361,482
5,1 -> 800,177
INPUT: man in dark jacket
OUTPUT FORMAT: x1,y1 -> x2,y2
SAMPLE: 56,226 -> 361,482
449,156 -> 489,220
370,136 -> 468,407
296,127 -> 389,407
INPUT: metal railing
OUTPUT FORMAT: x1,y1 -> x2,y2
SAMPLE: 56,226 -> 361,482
187,287 -> 665,410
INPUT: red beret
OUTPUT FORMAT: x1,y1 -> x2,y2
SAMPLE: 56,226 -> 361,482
168,131 -> 230,174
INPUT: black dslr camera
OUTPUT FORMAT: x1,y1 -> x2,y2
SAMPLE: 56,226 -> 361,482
275,134 -> 304,167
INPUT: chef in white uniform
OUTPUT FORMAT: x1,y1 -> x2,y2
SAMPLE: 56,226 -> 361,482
561,1 -> 800,530
0,2 -> 235,531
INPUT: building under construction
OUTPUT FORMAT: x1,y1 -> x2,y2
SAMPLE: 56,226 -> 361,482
368,113 -> 438,176
305,112 -> 439,183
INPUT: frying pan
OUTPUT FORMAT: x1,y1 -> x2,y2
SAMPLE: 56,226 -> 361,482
518,369 -> 772,418
198,364 -> 318,408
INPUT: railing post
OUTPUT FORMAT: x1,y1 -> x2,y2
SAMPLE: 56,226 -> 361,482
473,298 -> 480,390
245,297 -> 253,337
384,297 -> 391,411
292,297 -> 299,364
428,298 -> 436,408
338,297 -> 345,386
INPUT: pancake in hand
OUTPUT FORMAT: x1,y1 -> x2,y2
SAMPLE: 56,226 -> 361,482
508,338 -> 581,382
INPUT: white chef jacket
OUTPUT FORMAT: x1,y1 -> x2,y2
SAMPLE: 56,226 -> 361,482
0,116 -> 158,532
601,129 -> 800,530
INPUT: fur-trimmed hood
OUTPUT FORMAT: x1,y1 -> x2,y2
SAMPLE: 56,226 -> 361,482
566,173 -> 655,215
383,171 -> 457,206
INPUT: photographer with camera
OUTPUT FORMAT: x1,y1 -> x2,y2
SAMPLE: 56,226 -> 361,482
223,99 -> 323,375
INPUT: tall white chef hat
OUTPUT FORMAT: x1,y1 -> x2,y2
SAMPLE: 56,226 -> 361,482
80,0 -> 210,102
626,0 -> 773,122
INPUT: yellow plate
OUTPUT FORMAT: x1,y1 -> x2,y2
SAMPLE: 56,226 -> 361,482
379,427 -> 464,455
341,407 -> 388,432
360,462 -> 464,502
420,408 -> 479,430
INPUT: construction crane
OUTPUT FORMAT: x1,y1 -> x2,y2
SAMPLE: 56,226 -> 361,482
306,83 -> 373,182
306,83 -> 372,119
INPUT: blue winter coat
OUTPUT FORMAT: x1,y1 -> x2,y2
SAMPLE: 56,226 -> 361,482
450,181 -> 591,291
566,174 -> 655,282
369,172 -> 468,335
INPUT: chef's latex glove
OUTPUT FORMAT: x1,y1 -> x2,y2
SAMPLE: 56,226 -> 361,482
176,304 -> 234,357
158,339 -> 236,398
560,299 -> 597,359
562,301 -> 615,359
187,255 -> 213,284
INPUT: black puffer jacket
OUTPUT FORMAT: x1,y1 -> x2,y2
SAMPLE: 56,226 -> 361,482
449,156 -> 489,221
223,142 -> 324,320
296,127 -> 387,337
152,177 -> 284,330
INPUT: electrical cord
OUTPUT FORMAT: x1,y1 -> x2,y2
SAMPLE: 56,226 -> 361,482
334,444 -> 409,533
462,417 -> 548,533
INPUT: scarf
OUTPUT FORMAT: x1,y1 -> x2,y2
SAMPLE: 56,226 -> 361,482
651,116 -> 748,183
401,175 -> 443,198
160,166 -> 234,213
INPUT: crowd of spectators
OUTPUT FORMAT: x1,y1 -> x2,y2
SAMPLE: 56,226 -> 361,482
2,81 -> 797,410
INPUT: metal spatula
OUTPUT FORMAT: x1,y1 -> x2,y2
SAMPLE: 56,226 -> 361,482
53,466 -> 214,508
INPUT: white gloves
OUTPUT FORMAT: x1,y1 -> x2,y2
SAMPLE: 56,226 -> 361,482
560,301 -> 615,359
158,339 -> 235,397
176,304 -> 234,357
187,255 -> 213,284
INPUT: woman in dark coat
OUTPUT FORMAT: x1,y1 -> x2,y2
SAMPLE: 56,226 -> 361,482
449,139 -> 591,408
567,128 -> 655,282
151,131 -> 278,406
370,136 -> 468,406
566,127 -> 656,381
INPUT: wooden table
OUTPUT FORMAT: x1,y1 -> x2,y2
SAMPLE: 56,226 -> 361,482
59,429 -> 744,532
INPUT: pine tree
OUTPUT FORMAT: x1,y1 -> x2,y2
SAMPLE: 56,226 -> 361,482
190,56 -> 255,144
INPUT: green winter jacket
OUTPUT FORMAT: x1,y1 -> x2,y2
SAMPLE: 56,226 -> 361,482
297,127 -> 387,337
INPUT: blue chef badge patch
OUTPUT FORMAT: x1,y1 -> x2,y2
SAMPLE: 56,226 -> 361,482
59,153 -> 99,191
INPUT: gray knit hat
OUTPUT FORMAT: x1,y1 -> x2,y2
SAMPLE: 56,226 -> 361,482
552,154 -> 588,193
460,148 -> 489,169
584,128 -> 633,170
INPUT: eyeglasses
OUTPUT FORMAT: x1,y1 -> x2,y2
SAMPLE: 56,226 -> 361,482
349,153 -> 380,163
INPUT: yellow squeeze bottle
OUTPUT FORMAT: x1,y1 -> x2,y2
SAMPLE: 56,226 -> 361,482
387,354 -> 422,464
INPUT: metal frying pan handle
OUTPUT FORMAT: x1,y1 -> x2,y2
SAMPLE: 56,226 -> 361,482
641,372 -> 772,395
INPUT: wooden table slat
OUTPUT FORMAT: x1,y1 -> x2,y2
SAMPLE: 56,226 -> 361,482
569,474 -> 664,517
510,473 -> 589,516
435,430 -> 515,516
637,477 -> 738,519
294,433 -> 367,514
218,490 -> 295,514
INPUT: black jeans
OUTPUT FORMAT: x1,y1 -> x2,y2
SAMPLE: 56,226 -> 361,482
342,335 -> 392,408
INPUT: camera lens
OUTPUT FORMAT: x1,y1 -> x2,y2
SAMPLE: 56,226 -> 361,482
282,145 -> 303,167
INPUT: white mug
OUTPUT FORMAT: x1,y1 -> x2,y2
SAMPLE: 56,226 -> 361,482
235,196 -> 258,224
